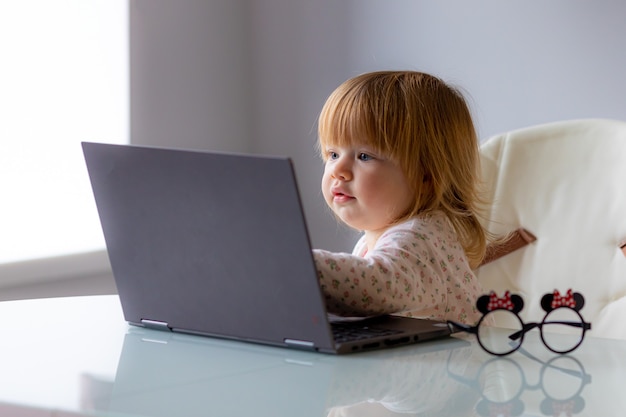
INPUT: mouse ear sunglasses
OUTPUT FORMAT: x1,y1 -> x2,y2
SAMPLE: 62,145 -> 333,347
448,289 -> 591,356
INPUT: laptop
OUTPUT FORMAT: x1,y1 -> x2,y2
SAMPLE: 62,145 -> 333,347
82,142 -> 454,354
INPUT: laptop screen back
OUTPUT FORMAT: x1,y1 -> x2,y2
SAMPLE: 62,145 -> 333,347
82,142 -> 334,350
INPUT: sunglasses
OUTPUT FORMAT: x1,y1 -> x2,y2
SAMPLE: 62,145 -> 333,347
448,289 -> 591,356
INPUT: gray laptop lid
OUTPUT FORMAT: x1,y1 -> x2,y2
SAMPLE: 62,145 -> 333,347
83,142 -> 335,351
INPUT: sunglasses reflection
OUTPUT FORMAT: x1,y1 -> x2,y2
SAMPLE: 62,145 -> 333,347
325,343 -> 590,417
446,347 -> 591,417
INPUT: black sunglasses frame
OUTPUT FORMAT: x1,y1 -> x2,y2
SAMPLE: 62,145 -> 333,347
448,290 -> 591,356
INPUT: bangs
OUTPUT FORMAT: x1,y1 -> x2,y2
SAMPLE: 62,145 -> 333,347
317,82 -> 386,159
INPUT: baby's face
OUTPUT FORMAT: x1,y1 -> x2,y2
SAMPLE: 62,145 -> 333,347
320,143 -> 414,235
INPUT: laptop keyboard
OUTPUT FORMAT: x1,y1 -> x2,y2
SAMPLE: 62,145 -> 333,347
331,323 -> 403,343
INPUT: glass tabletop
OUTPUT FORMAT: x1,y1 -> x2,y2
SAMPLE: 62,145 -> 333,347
0,295 -> 623,416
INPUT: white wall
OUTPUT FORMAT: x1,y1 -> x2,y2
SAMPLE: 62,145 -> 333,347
130,0 -> 626,253
345,1 -> 626,137
130,0 -> 253,152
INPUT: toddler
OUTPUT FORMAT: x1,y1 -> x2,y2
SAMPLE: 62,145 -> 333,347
313,70 -> 487,324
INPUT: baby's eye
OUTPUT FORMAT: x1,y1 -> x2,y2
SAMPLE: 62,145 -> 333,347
327,151 -> 339,160
357,152 -> 373,161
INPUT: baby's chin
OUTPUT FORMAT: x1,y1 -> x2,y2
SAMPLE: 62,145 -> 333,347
336,217 -> 382,234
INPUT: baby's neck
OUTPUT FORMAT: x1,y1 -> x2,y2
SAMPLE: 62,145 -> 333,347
363,230 -> 384,253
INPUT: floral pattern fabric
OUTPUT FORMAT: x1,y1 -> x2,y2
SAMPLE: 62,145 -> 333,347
313,211 -> 483,324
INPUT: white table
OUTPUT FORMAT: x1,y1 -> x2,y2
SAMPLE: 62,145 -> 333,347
0,295 -> 623,416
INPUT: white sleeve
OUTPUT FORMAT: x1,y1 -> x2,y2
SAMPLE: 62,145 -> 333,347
312,226 -> 446,317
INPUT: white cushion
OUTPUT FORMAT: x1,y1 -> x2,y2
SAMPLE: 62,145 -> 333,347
475,119 -> 626,339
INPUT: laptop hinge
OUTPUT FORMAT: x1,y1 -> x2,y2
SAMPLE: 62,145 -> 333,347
284,338 -> 315,351
141,319 -> 172,332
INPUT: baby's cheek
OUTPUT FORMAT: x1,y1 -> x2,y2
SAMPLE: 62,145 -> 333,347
320,181 -> 333,205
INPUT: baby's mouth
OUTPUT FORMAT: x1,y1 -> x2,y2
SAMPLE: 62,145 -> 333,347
332,190 -> 355,203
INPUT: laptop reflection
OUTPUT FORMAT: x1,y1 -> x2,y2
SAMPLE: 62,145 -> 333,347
105,328 -> 472,417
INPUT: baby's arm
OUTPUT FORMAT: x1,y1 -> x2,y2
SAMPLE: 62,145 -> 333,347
313,237 -> 445,317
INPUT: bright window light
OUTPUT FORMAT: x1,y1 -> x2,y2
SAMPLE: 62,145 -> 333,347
0,1 -> 128,264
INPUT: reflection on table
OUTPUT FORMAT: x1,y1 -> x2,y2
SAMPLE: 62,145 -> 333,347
0,295 -> 624,416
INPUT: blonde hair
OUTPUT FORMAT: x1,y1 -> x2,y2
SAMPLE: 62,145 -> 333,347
318,71 -> 487,268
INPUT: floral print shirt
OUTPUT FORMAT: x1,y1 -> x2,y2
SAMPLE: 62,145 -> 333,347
313,211 -> 483,324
